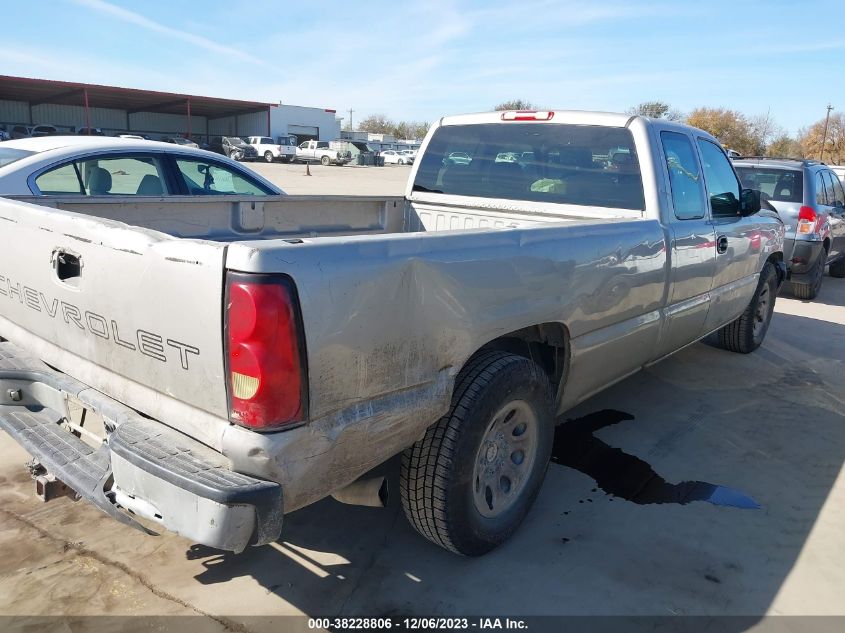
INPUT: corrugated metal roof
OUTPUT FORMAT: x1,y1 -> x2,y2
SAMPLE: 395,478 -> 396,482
0,75 -> 274,119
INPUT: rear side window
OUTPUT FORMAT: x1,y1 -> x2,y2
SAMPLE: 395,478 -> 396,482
174,158 -> 273,195
35,155 -> 168,195
816,173 -> 828,205
827,171 -> 845,207
822,171 -> 843,207
412,123 -> 645,210
34,163 -> 83,195
660,131 -> 705,220
696,139 -> 741,217
734,166 -> 803,203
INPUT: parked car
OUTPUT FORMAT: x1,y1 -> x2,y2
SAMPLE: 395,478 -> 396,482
210,136 -> 258,161
10,124 -> 59,139
116,133 -> 151,140
296,139 -> 352,166
399,149 -> 418,159
381,149 -> 413,165
0,136 -> 282,197
76,127 -> 106,136
446,150 -> 472,165
163,136 -> 200,149
0,111 -> 785,558
734,157 -> 845,299
246,136 -> 296,163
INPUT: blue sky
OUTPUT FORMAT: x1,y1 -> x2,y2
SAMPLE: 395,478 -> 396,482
1,0 -> 843,134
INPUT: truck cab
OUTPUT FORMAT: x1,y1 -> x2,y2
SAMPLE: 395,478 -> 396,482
295,140 -> 352,166
246,136 -> 297,163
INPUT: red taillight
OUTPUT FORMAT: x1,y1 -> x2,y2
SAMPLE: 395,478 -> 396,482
226,273 -> 305,430
798,206 -> 816,222
797,206 -> 818,235
500,110 -> 555,121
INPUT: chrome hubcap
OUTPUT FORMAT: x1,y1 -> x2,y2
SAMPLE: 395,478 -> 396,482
472,400 -> 538,518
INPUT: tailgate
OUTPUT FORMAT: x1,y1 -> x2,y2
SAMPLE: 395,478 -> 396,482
0,198 -> 229,432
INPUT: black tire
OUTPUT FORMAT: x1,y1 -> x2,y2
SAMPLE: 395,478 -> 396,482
828,255 -> 845,278
791,249 -> 826,300
714,261 -> 778,354
320,155 -> 331,166
264,151 -> 274,163
400,351 -> 555,556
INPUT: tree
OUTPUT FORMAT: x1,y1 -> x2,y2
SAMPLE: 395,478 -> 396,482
686,107 -> 760,155
494,99 -> 537,111
798,113 -> 844,164
358,114 -> 394,134
627,101 -> 682,121
408,121 -> 431,140
766,133 -> 803,159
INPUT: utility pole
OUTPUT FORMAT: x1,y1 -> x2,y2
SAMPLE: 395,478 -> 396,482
347,108 -> 354,133
820,103 -> 833,161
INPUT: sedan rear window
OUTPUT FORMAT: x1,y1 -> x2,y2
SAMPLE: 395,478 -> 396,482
734,166 -> 803,204
412,123 -> 645,210
0,148 -> 35,168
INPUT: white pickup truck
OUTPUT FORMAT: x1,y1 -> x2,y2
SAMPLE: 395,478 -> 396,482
0,110 -> 785,556
246,136 -> 297,163
295,139 -> 353,166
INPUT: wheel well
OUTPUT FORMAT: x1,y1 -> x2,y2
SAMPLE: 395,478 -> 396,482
476,323 -> 569,396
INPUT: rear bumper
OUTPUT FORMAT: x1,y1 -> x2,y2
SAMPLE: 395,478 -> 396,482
0,342 -> 282,553
787,240 -> 826,282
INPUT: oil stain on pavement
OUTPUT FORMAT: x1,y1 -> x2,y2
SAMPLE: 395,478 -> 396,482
551,410 -> 760,509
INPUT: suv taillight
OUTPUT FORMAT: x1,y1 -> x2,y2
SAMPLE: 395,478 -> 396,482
797,206 -> 818,234
225,272 -> 306,430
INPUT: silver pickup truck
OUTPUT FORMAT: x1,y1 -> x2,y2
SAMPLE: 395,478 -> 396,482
0,111 -> 785,557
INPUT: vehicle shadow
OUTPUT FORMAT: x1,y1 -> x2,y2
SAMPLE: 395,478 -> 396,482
185,309 -> 845,623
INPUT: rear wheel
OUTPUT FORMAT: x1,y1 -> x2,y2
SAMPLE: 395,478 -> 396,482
400,351 -> 554,556
264,151 -> 274,163
713,261 -> 778,353
828,255 -> 845,278
791,249 -> 826,300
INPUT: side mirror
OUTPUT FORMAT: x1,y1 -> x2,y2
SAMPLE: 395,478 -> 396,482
740,188 -> 761,216
197,165 -> 209,174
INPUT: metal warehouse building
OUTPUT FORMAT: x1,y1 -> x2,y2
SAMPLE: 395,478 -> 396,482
0,75 -> 341,143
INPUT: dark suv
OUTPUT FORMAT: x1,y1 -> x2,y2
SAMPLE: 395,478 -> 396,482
209,136 -> 257,161
733,158 -> 845,299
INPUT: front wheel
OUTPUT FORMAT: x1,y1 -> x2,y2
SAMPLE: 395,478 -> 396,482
713,261 -> 778,353
400,351 -> 554,556
264,151 -> 274,163
320,155 -> 331,166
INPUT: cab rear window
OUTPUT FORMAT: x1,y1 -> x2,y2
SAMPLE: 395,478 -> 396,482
734,166 -> 803,204
412,123 -> 645,210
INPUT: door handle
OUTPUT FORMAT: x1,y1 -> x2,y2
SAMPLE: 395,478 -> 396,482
716,235 -> 728,254
51,248 -> 83,283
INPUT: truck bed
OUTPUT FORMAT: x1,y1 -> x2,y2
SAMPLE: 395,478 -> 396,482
10,193 -> 642,241
0,193 -> 659,460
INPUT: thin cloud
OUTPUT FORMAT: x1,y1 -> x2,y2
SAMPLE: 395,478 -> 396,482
71,0 -> 268,67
